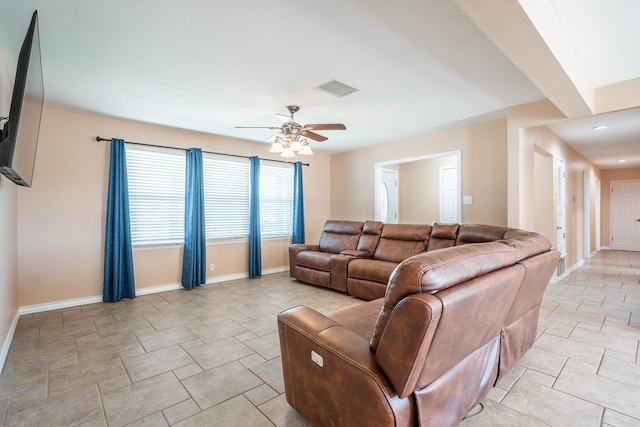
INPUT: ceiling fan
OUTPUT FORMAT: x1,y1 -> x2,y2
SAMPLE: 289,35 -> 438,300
235,105 -> 346,157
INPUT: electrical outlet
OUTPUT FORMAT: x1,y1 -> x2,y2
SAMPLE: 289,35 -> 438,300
209,263 -> 215,272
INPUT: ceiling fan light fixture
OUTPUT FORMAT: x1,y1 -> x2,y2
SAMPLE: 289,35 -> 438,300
281,147 -> 296,158
269,141 -> 284,154
237,106 -> 346,159
298,142 -> 313,155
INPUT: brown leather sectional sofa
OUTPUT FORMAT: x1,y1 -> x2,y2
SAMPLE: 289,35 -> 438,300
280,220 -> 560,426
289,219 -> 552,300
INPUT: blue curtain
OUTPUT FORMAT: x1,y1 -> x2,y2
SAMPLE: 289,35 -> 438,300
248,156 -> 262,278
292,161 -> 305,244
182,148 -> 207,288
103,138 -> 135,302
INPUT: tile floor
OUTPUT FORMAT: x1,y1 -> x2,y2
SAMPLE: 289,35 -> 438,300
0,250 -> 638,426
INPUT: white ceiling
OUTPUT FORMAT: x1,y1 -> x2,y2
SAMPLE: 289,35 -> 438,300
0,0 -> 638,168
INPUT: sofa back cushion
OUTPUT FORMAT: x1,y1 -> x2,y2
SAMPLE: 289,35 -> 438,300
356,220 -> 383,255
502,229 -> 552,261
375,265 -> 524,397
318,220 -> 363,254
370,242 -> 517,351
456,224 -> 509,245
426,223 -> 459,251
412,264 -> 524,389
373,224 -> 431,263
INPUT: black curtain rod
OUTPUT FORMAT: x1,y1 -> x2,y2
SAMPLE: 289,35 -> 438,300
95,136 -> 310,166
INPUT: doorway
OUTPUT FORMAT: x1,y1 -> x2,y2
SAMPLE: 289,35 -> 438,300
610,179 -> 640,251
439,166 -> 459,223
595,177 -> 601,251
555,156 -> 567,257
374,151 -> 461,224
584,172 -> 591,259
533,147 -> 554,243
379,169 -> 398,223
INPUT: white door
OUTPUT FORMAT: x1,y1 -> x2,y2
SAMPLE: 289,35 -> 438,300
610,179 -> 640,251
584,172 -> 591,259
595,177 -> 601,251
380,169 -> 398,223
555,157 -> 567,257
439,166 -> 459,223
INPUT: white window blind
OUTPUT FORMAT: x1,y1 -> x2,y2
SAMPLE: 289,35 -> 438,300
202,155 -> 250,240
125,145 -> 295,245
126,145 -> 185,246
555,156 -> 566,257
260,163 -> 293,238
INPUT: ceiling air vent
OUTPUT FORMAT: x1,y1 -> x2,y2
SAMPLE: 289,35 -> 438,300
315,79 -> 359,97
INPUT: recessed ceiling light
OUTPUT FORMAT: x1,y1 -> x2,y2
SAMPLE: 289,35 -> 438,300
592,125 -> 609,130
617,159 -> 627,163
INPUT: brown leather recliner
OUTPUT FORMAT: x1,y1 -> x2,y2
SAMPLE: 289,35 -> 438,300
278,238 -> 560,426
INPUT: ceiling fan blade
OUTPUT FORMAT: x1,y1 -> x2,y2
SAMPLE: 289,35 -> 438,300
276,113 -> 292,123
264,132 -> 282,142
235,126 -> 282,130
302,130 -> 328,142
304,123 -> 346,131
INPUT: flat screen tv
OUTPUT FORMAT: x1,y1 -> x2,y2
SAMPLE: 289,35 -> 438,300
0,10 -> 44,187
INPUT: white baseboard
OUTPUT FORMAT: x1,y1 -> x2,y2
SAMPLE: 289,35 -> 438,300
5,267 -> 289,371
136,282 -> 182,295
19,295 -> 103,315
550,258 -> 585,283
0,311 -> 19,374
18,267 -> 290,315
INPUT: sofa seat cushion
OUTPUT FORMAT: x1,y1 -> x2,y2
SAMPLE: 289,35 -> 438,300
330,298 -> 384,340
347,279 -> 387,301
348,258 -> 399,284
296,251 -> 333,272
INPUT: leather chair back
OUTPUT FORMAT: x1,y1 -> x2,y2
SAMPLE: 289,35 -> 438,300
373,223 -> 431,263
318,220 -> 363,253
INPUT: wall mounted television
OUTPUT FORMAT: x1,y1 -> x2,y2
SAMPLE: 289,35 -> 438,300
0,10 -> 44,187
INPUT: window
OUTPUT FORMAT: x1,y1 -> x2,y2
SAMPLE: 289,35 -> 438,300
126,144 -> 295,246
202,155 -> 250,240
126,145 -> 185,246
260,163 -> 293,238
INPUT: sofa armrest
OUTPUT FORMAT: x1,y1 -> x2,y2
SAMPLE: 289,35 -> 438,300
331,250 -> 371,292
330,254 -> 356,292
289,244 -> 320,277
375,294 -> 442,398
340,249 -> 373,258
278,306 -> 413,427
290,243 -> 320,253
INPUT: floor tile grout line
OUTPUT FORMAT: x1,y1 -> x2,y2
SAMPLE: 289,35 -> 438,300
95,382 -> 108,426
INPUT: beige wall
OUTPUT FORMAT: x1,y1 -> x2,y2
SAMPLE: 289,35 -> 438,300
506,100 -> 567,229
16,107 -> 331,307
533,147 -> 555,242
331,119 -> 508,226
0,54 -> 19,366
600,168 -> 640,247
522,125 -> 600,268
